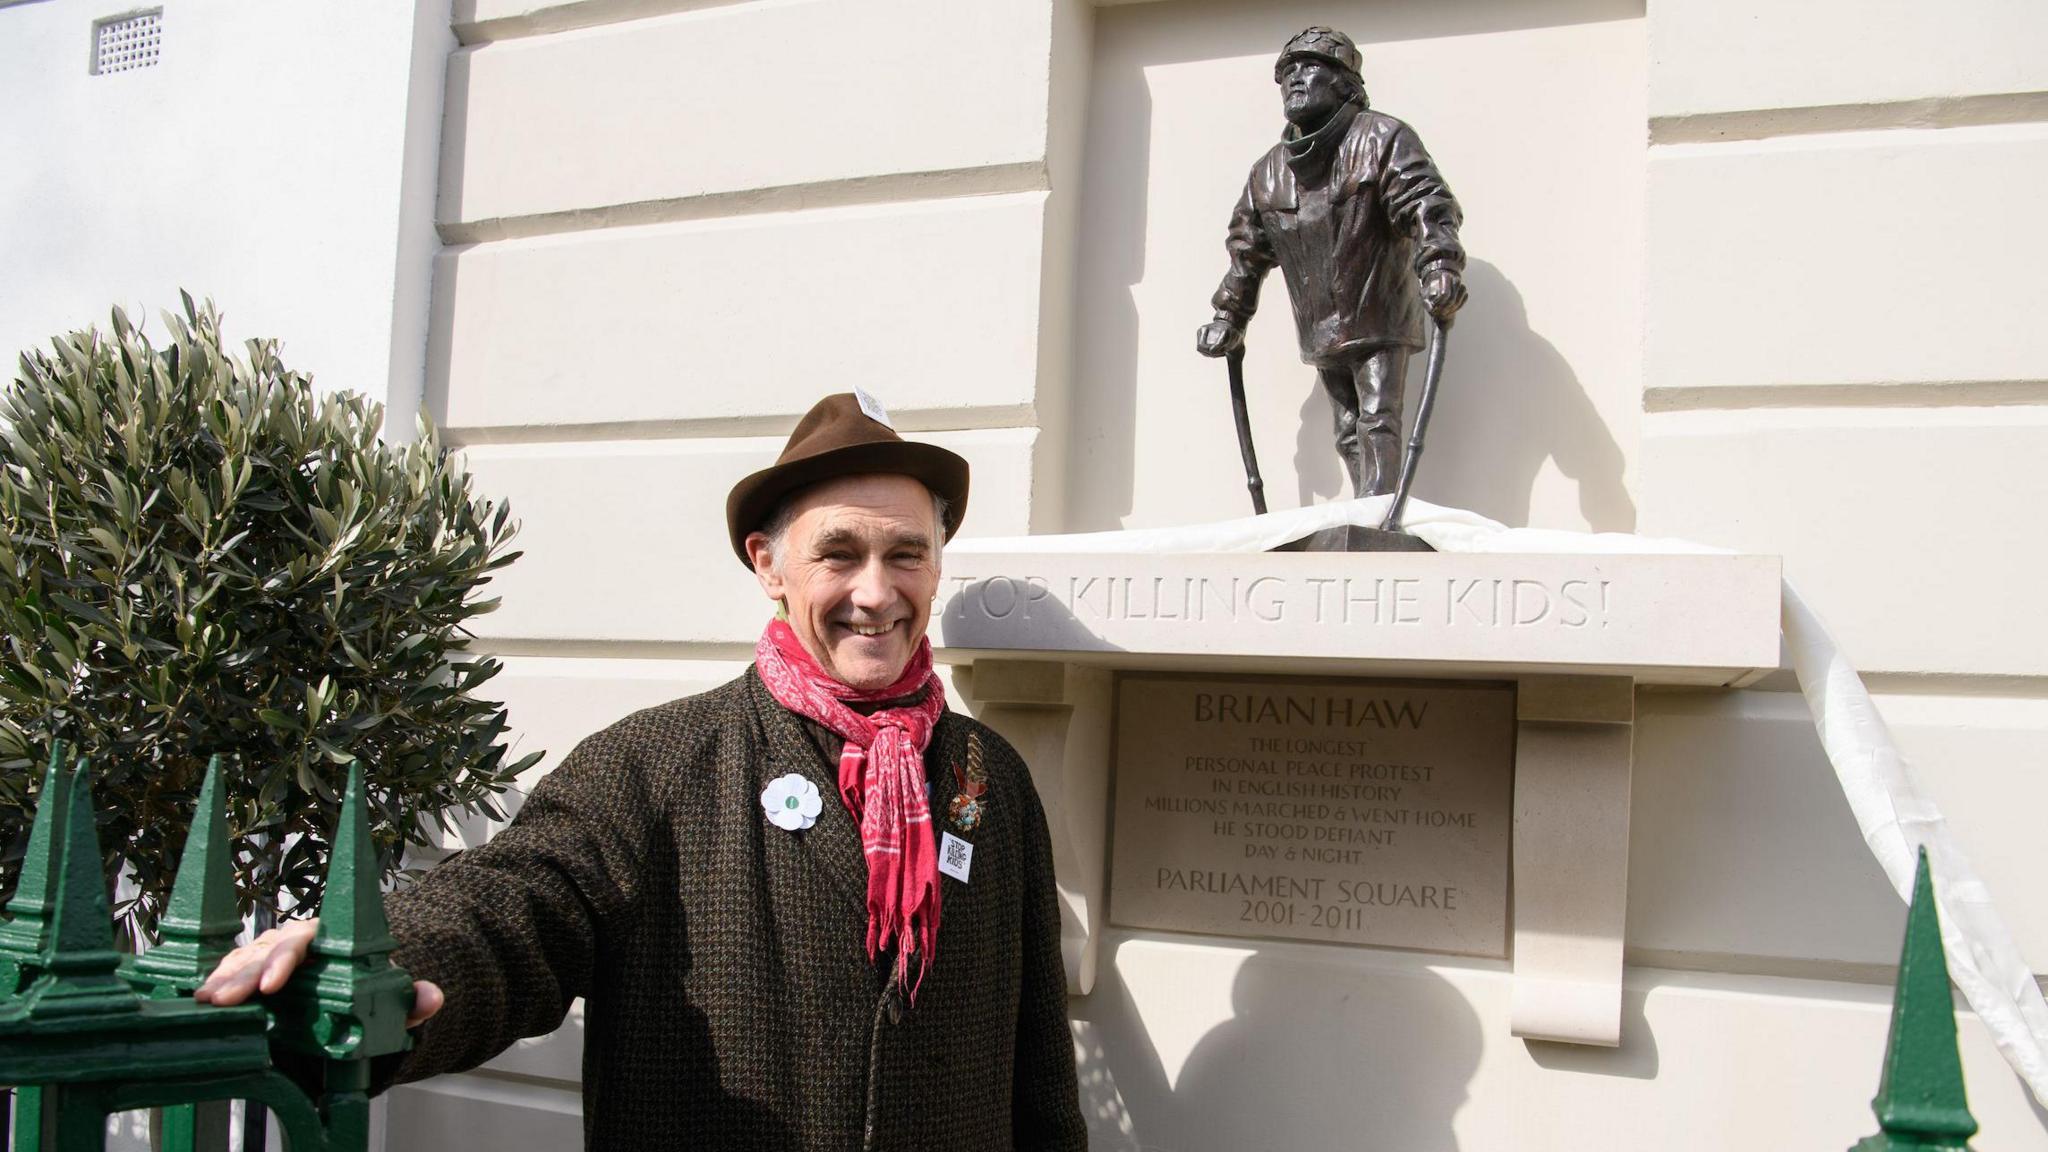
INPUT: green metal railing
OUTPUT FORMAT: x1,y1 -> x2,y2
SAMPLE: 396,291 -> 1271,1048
0,748 -> 414,1151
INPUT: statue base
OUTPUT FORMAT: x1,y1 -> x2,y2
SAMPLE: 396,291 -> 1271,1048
1272,525 -> 1435,553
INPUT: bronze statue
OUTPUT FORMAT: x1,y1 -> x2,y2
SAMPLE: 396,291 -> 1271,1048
1196,26 -> 1466,512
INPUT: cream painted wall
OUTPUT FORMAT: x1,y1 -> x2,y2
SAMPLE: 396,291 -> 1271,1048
1625,29 -> 2048,1117
1066,0 -> 1644,535
0,0 -> 450,421
1634,0 -> 2048,983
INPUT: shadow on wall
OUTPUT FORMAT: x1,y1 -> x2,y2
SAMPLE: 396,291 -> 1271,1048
1072,938 -> 1484,1152
1065,23 -> 1151,533
1067,0 -> 1641,534
1371,260 -> 1635,532
937,575 -> 1130,656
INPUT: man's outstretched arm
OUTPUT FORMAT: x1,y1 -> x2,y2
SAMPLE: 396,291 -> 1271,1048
198,723 -> 665,1084
198,917 -> 443,1024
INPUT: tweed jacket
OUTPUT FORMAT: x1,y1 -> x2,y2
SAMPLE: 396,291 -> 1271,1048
382,669 -> 1087,1151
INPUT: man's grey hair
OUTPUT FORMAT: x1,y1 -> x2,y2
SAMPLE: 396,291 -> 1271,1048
761,488 -> 950,570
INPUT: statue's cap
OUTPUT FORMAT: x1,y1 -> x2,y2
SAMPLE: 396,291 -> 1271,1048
1275,26 -> 1362,82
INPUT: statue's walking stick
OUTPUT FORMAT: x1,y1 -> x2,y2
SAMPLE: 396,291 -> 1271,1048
1381,318 -> 1449,532
1226,345 -> 1268,515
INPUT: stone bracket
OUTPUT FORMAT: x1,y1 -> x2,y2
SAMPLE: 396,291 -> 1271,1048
959,659 -> 1112,996
1509,674 -> 1635,1046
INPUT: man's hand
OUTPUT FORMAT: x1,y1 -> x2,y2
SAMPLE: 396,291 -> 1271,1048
1422,269 -> 1467,324
1194,318 -> 1246,358
195,918 -> 444,1028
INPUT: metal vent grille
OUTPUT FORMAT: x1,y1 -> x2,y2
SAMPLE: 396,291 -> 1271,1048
92,10 -> 162,75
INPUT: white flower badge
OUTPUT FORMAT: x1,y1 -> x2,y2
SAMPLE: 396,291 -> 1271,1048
761,773 -> 823,832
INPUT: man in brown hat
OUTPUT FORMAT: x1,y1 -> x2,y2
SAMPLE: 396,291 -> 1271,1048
197,393 -> 1088,1150
1197,25 -> 1467,498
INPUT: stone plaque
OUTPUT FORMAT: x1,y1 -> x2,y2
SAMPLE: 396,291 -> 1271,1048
1110,674 -> 1513,956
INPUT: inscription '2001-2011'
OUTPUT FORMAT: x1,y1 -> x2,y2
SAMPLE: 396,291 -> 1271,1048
942,573 -> 1614,629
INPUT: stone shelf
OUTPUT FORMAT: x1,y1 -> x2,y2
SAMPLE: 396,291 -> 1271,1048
931,549 -> 1783,1048
932,551 -> 1782,687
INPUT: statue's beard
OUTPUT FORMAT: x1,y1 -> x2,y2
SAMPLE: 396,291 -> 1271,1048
1285,98 -> 1343,132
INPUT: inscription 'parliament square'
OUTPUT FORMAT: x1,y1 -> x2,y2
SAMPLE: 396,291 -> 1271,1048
1111,675 -> 1514,956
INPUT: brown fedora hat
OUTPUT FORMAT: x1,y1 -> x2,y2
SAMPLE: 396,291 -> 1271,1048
725,392 -> 969,565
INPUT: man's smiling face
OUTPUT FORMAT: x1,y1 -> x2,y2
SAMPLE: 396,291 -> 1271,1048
747,473 -> 943,690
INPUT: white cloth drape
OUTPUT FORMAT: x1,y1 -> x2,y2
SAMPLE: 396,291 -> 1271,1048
948,495 -> 2048,1105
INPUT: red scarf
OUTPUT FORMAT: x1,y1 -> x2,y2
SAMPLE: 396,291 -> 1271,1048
754,618 -> 945,994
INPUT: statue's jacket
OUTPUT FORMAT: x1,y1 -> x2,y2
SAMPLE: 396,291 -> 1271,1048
380,669 -> 1087,1151
1213,104 -> 1465,366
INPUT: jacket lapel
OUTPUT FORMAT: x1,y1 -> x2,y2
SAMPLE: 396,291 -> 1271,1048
925,713 -> 966,831
748,672 -> 871,922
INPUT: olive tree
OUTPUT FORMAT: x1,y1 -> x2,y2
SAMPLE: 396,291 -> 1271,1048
0,296 -> 537,942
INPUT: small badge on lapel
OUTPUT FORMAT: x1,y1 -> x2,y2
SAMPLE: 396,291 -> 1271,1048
948,731 -> 989,832
761,773 -> 822,831
938,831 -> 974,883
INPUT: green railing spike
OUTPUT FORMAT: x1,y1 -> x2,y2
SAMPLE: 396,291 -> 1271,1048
127,756 -> 243,997
1852,846 -> 1978,1150
312,761 -> 398,962
274,760 -> 414,1064
0,748 -> 410,1152
17,764 -> 141,1021
0,744 -> 72,993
